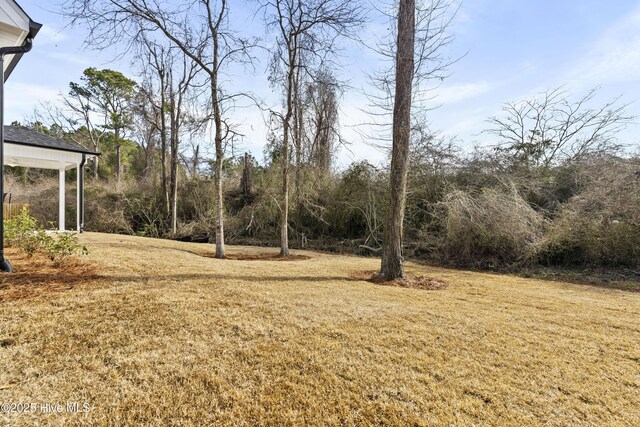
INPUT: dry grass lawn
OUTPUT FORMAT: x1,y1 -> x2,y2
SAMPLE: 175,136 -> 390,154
1,232 -> 639,426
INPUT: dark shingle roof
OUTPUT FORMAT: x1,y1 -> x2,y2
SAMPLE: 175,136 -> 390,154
4,126 -> 100,156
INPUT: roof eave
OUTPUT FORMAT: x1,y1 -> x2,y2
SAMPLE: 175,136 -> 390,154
4,139 -> 101,157
4,19 -> 42,82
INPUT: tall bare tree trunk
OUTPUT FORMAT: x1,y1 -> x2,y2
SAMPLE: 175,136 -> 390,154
212,73 -> 225,258
159,79 -> 169,217
169,89 -> 179,236
93,157 -> 99,178
115,126 -> 121,186
116,147 -> 121,181
63,0 -> 261,267
379,0 -> 415,280
280,49 -> 296,257
214,132 -> 225,258
170,169 -> 178,235
293,55 -> 303,199
292,58 -> 304,243
240,152 -> 252,196
280,154 -> 290,256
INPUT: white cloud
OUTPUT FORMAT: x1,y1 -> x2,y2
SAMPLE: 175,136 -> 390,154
569,4 -> 640,86
4,82 -> 60,122
45,52 -> 92,67
430,81 -> 492,104
37,25 -> 67,46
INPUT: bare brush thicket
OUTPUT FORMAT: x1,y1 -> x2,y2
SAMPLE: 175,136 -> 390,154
543,157 -> 640,266
435,187 -> 547,266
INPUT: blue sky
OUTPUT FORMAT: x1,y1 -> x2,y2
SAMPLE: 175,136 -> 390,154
6,0 -> 640,167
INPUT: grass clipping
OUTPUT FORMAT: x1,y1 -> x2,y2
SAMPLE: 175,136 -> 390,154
0,248 -> 98,302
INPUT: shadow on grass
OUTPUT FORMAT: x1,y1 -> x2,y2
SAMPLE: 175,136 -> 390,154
107,273 -> 366,284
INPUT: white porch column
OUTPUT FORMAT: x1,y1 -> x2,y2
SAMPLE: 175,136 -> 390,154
76,163 -> 80,232
59,168 -> 65,232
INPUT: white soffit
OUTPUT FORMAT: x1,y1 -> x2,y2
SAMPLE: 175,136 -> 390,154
0,1 -> 31,74
4,142 -> 86,170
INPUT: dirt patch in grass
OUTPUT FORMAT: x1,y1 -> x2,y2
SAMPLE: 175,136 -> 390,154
355,269 -> 448,290
0,248 -> 99,302
199,252 -> 311,261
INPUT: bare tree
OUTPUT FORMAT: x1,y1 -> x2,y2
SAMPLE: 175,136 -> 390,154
486,87 -> 634,168
130,85 -> 159,180
36,95 -> 107,178
135,39 -> 171,211
363,0 -> 456,143
366,0 -> 457,279
378,0 -> 416,279
167,53 -> 199,235
62,0 -> 259,258
137,42 -> 200,235
305,69 -> 342,173
260,0 -> 364,256
137,39 -> 201,235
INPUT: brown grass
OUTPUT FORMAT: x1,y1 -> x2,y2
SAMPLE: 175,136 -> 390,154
1,232 -> 639,426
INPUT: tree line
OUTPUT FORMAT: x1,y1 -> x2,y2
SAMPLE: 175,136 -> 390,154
8,0 -> 638,278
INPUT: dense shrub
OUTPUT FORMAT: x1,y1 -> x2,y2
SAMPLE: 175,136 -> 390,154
4,207 -> 88,266
85,183 -> 136,234
328,162 -> 387,242
541,160 -> 640,266
434,187 -> 547,265
4,206 -> 43,256
44,232 -> 89,266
